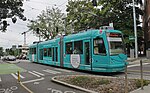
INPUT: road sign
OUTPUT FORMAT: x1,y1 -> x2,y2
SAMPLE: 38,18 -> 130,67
129,36 -> 135,40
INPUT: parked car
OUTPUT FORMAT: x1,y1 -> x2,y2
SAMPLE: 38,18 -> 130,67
6,55 -> 16,61
1,56 -> 7,61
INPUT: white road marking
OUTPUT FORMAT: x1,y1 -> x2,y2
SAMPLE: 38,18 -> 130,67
0,77 -> 1,82
10,86 -> 18,90
15,73 -> 25,79
34,82 -> 40,85
32,71 -> 45,76
54,68 -> 71,73
128,63 -> 150,68
11,73 -> 18,79
43,69 -> 61,74
28,71 -> 41,77
22,77 -> 44,84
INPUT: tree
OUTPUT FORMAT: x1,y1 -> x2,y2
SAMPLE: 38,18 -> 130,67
66,0 -> 100,32
28,7 -> 65,40
66,0 -> 143,46
0,47 -> 4,56
0,0 -> 26,32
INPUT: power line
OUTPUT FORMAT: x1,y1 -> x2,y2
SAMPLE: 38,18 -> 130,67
25,0 -> 55,6
0,37 -> 23,42
25,4 -> 41,11
57,1 -> 68,8
25,0 -> 67,8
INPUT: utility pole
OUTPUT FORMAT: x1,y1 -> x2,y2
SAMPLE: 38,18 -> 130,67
132,0 -> 138,58
21,31 -> 30,45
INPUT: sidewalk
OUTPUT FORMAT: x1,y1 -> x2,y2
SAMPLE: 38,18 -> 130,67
130,84 -> 150,93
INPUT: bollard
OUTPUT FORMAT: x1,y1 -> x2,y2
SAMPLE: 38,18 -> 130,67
125,63 -> 128,93
140,60 -> 144,90
17,71 -> 20,82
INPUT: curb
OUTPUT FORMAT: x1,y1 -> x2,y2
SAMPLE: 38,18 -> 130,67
6,61 -> 20,64
52,75 -> 150,93
51,75 -> 99,93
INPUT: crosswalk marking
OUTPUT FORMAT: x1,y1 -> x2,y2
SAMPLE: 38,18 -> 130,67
15,73 -> 25,79
11,73 -> 18,79
54,68 -> 71,73
32,71 -> 45,76
22,77 -> 44,84
128,63 -> 150,68
28,71 -> 41,77
43,69 -> 61,74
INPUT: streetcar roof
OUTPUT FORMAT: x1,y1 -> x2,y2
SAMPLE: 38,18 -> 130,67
29,29 -> 122,47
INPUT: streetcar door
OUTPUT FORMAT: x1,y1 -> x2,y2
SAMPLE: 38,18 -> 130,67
84,40 -> 91,70
52,47 -> 58,62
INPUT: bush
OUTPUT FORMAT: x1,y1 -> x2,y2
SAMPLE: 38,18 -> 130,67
135,79 -> 150,88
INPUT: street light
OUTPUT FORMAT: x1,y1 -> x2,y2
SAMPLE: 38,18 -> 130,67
132,0 -> 138,58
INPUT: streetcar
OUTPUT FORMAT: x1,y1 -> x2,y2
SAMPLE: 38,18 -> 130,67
29,26 -> 128,72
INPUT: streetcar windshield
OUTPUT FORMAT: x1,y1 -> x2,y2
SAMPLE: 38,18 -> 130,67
107,33 -> 125,55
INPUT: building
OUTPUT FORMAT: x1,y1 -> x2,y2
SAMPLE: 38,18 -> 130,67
143,0 -> 150,51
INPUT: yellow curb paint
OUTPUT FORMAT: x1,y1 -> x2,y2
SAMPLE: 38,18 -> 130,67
20,82 -> 33,93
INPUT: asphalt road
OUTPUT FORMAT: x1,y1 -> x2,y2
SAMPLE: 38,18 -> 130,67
0,60 -> 150,93
0,60 -> 87,93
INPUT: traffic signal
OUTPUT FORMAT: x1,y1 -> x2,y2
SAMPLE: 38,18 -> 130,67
36,28 -> 40,34
3,20 -> 7,27
12,17 -> 17,23
92,0 -> 97,6
56,27 -> 58,33
2,20 -> 7,30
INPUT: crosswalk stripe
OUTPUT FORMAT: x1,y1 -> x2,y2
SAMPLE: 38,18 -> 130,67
32,71 -> 45,76
15,73 -> 25,79
22,77 -> 44,84
128,63 -> 150,68
54,68 -> 71,73
11,73 -> 18,79
28,71 -> 41,77
43,69 -> 61,74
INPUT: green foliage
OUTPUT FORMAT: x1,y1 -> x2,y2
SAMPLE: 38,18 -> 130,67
66,0 -> 100,32
0,47 -> 4,56
66,0 -> 143,44
69,76 -> 91,86
98,78 -> 110,85
135,79 -> 150,88
27,7 -> 65,40
0,0 -> 26,32
68,76 -> 110,87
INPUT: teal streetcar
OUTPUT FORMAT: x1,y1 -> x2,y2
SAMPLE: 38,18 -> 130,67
29,26 -> 127,72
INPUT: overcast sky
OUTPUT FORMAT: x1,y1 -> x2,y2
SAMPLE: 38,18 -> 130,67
0,0 -> 68,49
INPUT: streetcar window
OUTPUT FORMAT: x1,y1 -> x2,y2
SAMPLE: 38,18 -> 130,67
47,48 -> 52,57
44,48 -> 47,56
29,48 -> 32,54
66,42 -> 73,54
40,49 -> 43,60
73,41 -> 83,54
33,48 -> 36,54
107,33 -> 125,55
94,38 -> 106,55
30,48 -> 36,54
